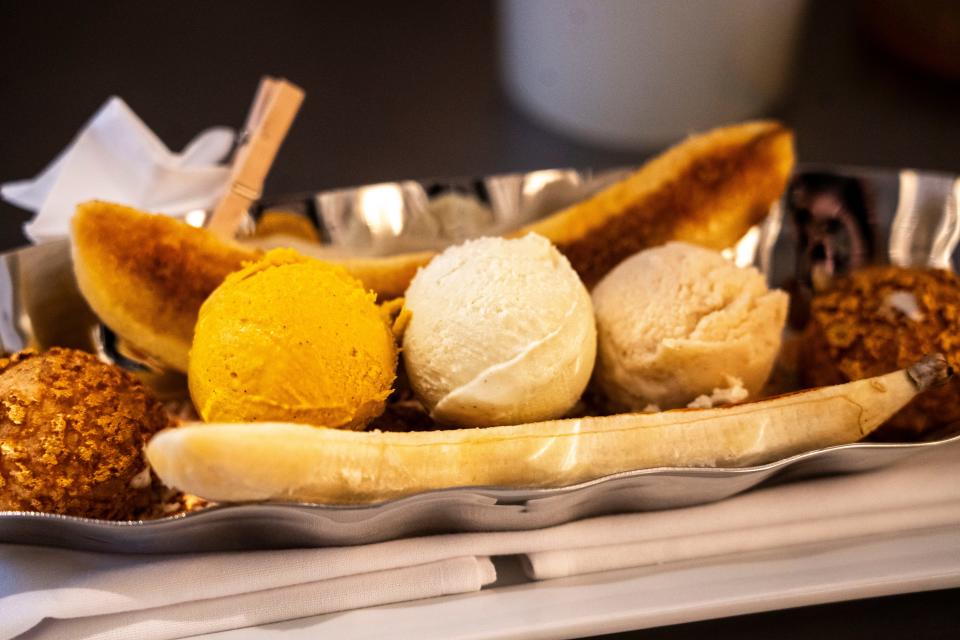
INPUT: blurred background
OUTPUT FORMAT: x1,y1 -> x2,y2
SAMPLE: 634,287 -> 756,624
0,1 -> 958,637
1,0 -> 959,251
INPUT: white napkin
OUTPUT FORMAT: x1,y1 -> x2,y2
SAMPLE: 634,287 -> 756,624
2,441 -> 958,640
0,97 -> 234,243
7,556 -> 494,640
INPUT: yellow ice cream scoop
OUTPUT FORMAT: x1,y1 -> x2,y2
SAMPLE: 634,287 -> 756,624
188,248 -> 397,429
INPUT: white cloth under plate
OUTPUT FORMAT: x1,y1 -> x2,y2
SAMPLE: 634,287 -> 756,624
11,557 -> 495,640
2,441 -> 958,640
0,96 -> 234,243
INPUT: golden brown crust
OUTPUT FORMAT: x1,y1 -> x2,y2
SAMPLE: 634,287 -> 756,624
71,201 -> 257,371
801,266 -> 960,438
0,347 -> 171,519
515,121 -> 795,286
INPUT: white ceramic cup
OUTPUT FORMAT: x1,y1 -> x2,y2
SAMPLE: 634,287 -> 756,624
498,0 -> 807,149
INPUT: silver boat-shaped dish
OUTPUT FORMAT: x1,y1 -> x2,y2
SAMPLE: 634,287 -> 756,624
0,164 -> 957,553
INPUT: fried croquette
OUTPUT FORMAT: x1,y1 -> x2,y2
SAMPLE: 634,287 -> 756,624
801,266 -> 960,439
0,348 -> 170,519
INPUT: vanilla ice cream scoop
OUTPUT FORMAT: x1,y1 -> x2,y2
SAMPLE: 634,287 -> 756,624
592,241 -> 788,411
402,234 -> 596,427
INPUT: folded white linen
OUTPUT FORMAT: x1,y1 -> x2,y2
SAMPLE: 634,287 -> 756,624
524,501 -> 960,580
0,96 -> 233,243
2,440 -> 957,640
14,557 -> 495,640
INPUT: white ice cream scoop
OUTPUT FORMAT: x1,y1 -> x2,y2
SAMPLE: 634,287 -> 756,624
402,233 -> 596,427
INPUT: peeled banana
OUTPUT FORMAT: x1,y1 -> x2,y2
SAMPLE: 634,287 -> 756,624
146,355 -> 950,505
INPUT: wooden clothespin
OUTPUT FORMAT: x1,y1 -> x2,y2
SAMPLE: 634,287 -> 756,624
206,76 -> 305,238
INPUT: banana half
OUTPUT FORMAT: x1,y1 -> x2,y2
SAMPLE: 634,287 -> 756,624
147,355 -> 950,505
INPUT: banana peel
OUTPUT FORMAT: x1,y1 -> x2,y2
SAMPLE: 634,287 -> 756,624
146,355 -> 951,505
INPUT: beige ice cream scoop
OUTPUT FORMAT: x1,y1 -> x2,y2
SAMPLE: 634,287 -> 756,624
592,241 -> 788,411
402,233 -> 596,427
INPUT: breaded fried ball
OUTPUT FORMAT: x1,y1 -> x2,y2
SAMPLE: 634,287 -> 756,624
801,266 -> 960,439
0,348 -> 170,519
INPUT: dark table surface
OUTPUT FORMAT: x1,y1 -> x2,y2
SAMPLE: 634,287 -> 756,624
1,1 -> 958,637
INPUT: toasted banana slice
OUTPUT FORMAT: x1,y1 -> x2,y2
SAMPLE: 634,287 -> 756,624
71,201 -> 257,372
514,120 -> 794,286
146,355 -> 949,505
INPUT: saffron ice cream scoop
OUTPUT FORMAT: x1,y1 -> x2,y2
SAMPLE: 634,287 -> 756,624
188,249 -> 397,429
592,241 -> 788,411
402,234 -> 596,427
